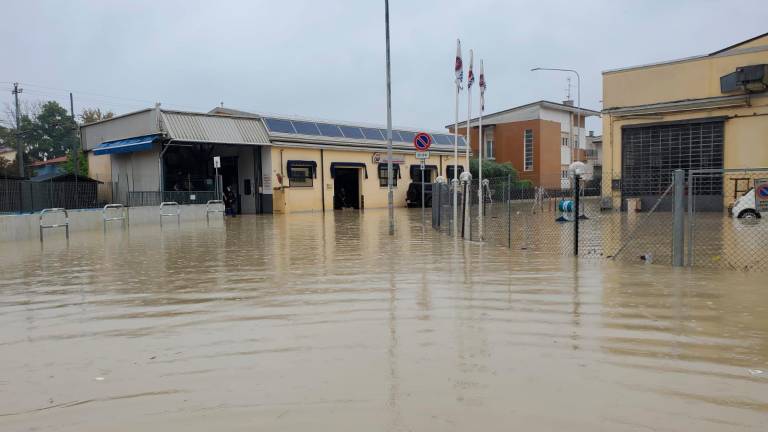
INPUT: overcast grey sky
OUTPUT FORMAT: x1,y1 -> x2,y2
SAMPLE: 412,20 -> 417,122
1,0 -> 766,133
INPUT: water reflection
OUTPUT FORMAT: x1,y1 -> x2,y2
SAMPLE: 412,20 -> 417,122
0,209 -> 766,431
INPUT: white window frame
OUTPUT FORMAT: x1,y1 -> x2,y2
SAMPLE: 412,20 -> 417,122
523,129 -> 534,172
484,128 -> 495,160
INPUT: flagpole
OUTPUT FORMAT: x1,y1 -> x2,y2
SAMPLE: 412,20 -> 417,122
384,0 -> 394,235
453,39 -> 462,237
453,82 -> 459,237
478,60 -> 484,241
463,49 -> 473,239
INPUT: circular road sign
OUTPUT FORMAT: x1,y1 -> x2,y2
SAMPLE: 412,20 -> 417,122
758,183 -> 768,199
413,132 -> 432,151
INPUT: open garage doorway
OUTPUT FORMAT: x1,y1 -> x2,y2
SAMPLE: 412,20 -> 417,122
333,168 -> 360,209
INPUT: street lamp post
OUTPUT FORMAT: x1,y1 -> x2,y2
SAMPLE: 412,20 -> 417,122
384,0 -> 394,235
531,68 -> 581,165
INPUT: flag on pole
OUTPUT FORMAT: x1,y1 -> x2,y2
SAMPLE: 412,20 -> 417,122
455,39 -> 463,86
467,50 -> 474,89
479,60 -> 486,111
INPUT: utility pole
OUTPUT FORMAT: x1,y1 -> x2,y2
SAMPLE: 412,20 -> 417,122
70,92 -> 78,175
12,83 -> 24,178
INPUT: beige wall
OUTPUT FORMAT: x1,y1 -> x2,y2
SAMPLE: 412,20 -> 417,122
603,36 -> 768,108
88,153 -> 112,183
602,36 -> 768,201
601,98 -> 768,199
270,146 -> 457,213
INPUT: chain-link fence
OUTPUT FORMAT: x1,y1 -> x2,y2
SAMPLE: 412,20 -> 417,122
431,171 -> 713,269
432,168 -> 768,272
688,168 -> 768,271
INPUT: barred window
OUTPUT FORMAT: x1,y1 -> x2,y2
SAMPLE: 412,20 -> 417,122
378,163 -> 400,187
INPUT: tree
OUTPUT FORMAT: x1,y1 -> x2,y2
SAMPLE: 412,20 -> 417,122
2,101 -> 114,174
468,158 -> 533,189
23,101 -> 78,161
63,151 -> 88,176
468,158 -> 519,181
80,108 -> 114,124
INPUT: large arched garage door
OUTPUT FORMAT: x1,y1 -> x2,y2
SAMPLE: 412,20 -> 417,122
621,118 -> 725,211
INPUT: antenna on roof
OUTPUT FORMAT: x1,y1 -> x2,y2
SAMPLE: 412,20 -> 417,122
220,101 -> 224,108
565,77 -> 572,101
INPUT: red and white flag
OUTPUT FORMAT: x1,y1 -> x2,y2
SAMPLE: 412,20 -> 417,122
455,39 -> 463,86
467,50 -> 475,89
479,60 -> 486,111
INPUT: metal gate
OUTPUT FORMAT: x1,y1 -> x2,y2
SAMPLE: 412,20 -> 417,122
622,119 -> 724,211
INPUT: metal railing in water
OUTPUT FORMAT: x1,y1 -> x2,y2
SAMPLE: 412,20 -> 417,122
159,202 -> 180,227
102,204 -> 128,232
39,208 -> 69,243
206,200 -> 224,223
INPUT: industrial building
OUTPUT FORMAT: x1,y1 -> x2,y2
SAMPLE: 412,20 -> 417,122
80,106 -> 466,213
602,32 -> 768,210
449,100 -> 600,188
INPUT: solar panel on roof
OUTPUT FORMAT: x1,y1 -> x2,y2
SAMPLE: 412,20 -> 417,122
316,123 -> 344,138
360,127 -> 384,140
292,121 -> 321,136
434,134 -> 453,145
397,131 -> 416,143
338,125 -> 364,139
264,118 -> 295,134
378,129 -> 402,142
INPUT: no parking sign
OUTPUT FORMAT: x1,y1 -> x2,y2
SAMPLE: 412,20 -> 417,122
756,178 -> 768,212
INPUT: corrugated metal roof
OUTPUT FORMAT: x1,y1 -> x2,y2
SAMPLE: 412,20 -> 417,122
160,110 -> 270,145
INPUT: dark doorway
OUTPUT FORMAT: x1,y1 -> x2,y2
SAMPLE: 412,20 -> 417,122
410,165 -> 438,183
220,156 -> 240,214
333,168 -> 360,209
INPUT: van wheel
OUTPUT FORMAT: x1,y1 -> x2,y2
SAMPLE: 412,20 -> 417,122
738,209 -> 761,219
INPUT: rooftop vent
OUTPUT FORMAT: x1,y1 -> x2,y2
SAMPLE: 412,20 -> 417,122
720,64 -> 768,93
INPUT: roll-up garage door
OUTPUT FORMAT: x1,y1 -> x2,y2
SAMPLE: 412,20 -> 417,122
621,118 -> 724,210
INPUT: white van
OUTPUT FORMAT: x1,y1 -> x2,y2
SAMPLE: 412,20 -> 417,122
731,188 -> 762,219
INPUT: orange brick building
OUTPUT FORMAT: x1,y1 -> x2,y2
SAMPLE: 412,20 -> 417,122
449,100 -> 600,188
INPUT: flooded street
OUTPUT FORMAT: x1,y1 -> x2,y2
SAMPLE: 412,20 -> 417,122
1,209 -> 766,431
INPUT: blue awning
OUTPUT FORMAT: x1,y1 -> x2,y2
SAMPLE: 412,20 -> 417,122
93,134 -> 161,156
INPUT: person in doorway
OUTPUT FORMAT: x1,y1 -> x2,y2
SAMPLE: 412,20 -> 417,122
223,186 -> 237,217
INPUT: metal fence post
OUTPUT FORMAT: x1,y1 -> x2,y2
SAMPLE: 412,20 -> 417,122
507,175 -> 512,248
687,170 -> 694,267
574,174 -> 580,256
672,169 -> 685,267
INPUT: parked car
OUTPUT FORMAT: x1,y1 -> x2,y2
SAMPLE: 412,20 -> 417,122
732,188 -> 762,219
406,182 -> 432,207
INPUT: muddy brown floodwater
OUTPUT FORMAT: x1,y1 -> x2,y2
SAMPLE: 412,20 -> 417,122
1,209 -> 766,431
